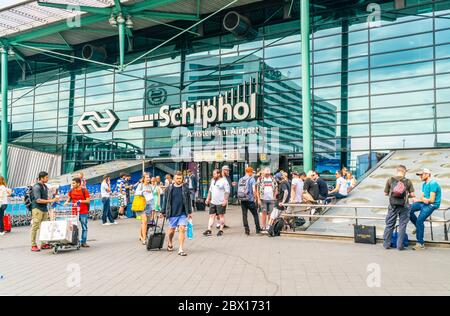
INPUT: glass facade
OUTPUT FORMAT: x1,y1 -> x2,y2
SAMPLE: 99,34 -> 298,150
2,0 -> 450,178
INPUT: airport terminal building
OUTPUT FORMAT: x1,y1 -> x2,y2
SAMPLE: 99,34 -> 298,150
0,0 -> 449,188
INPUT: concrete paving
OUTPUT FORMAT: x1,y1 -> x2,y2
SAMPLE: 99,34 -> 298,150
1,206 -> 450,296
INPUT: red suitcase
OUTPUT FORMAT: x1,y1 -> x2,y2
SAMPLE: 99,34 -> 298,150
3,214 -> 11,233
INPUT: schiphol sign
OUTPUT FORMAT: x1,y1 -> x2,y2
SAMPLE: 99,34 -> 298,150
128,81 -> 261,130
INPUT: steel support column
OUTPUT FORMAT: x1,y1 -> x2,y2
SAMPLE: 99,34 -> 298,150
301,0 -> 312,172
118,21 -> 126,71
1,47 -> 8,180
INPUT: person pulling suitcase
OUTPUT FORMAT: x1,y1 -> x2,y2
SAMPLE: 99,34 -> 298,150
160,171 -> 193,256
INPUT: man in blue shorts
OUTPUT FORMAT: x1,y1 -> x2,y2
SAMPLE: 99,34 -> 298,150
161,171 -> 193,256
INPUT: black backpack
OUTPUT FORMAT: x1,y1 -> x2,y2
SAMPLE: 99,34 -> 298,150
24,185 -> 33,212
268,218 -> 285,237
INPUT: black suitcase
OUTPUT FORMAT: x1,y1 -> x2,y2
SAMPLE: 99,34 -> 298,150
146,217 -> 166,251
195,199 -> 206,211
71,225 -> 79,245
354,225 -> 376,245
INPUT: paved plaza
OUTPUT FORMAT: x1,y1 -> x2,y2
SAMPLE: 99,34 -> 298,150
1,206 -> 450,296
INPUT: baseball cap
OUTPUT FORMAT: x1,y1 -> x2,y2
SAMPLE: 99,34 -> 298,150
222,165 -> 230,171
416,168 -> 432,175
274,172 -> 282,180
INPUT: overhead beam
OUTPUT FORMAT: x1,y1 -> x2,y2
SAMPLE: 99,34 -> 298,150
127,0 -> 183,14
17,41 -> 73,51
8,14 -> 107,43
140,11 -> 199,21
37,1 -> 112,15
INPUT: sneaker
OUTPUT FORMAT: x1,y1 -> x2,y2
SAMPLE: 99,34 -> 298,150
102,223 -> 112,226
40,244 -> 52,250
0,232 -> 5,236
223,225 -> 230,229
203,230 -> 212,237
31,246 -> 40,252
245,229 -> 250,236
217,230 -> 224,237
112,221 -> 118,225
216,223 -> 220,229
412,244 -> 425,251
81,244 -> 90,248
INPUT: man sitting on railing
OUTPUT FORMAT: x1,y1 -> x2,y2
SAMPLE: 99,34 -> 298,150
410,168 -> 442,251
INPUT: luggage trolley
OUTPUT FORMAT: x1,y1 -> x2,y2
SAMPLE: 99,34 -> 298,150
41,203 -> 81,254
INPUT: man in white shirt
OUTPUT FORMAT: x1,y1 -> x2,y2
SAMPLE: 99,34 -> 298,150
328,170 -> 349,199
101,175 -> 116,225
290,171 -> 306,203
203,169 -> 230,237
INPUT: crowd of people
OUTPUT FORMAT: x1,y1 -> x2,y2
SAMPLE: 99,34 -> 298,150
0,162 -> 444,255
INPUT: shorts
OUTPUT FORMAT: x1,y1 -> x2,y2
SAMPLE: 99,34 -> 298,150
168,215 -> 188,228
209,204 -> 226,215
144,200 -> 155,216
260,200 -> 275,214
118,194 -> 127,208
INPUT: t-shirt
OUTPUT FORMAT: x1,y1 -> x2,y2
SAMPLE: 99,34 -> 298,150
170,185 -> 186,217
277,180 -> 291,204
135,183 -> 154,202
291,178 -> 304,202
422,180 -> 441,208
261,177 -> 275,201
384,176 -> 415,206
316,178 -> 328,198
116,178 -> 126,194
69,188 -> 90,215
101,181 -> 110,198
31,182 -> 49,212
336,177 -> 349,196
0,185 -> 9,205
209,177 -> 230,205
304,178 -> 319,200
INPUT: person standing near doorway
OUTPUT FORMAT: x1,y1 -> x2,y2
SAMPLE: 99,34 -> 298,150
256,167 -> 278,231
185,170 -> 198,212
238,167 -> 261,235
204,169 -> 230,237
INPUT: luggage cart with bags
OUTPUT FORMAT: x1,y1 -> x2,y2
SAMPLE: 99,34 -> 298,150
39,203 -> 81,254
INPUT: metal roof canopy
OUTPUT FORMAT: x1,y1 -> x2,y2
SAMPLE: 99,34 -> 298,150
0,0 -> 263,70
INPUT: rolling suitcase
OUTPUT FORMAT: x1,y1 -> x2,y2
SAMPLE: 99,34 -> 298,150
146,217 -> 166,251
195,198 -> 206,211
3,214 -> 11,233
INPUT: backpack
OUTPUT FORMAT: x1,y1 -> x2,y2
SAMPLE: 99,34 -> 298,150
237,175 -> 252,201
268,218 -> 285,237
390,177 -> 408,206
24,185 -> 33,212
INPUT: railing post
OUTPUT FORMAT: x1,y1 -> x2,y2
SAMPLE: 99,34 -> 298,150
444,211 -> 448,241
430,216 -> 434,241
355,207 -> 358,226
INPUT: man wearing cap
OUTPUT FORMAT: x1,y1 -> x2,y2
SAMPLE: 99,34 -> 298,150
219,165 -> 233,229
410,168 -> 442,250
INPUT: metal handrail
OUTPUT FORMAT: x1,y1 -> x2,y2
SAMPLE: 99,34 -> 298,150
282,203 -> 450,242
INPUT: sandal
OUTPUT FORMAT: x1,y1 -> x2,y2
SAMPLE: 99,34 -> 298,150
167,245 -> 174,252
178,251 -> 187,256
